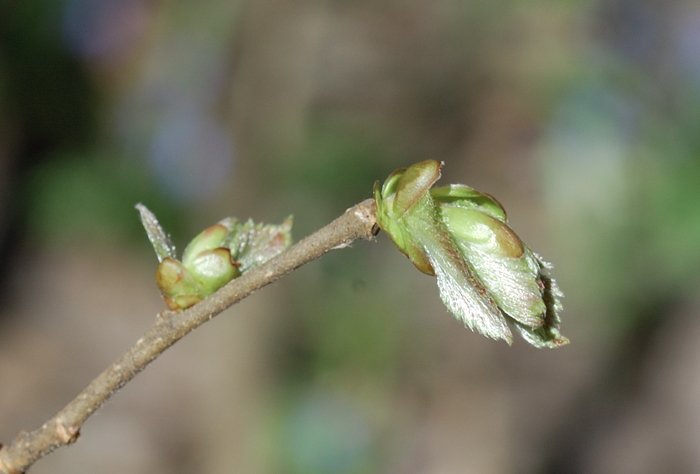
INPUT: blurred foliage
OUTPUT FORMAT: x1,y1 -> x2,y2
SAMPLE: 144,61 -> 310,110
269,249 -> 407,474
274,117 -> 397,210
22,153 -> 181,250
292,269 -> 403,385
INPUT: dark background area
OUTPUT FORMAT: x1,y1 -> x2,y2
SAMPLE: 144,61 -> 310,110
1,0 -> 700,472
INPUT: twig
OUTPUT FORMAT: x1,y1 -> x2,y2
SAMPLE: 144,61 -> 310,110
0,199 -> 378,474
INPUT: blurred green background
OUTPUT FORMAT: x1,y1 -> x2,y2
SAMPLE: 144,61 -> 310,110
2,0 -> 700,473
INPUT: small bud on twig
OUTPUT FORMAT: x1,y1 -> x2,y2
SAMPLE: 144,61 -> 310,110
137,204 -> 292,310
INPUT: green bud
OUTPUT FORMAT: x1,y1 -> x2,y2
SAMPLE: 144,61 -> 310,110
181,223 -> 232,268
430,184 -> 508,222
392,160 -> 441,217
187,248 -> 241,297
440,207 -> 523,258
375,160 -> 567,348
155,257 -> 202,311
139,204 -> 293,311
374,161 -> 441,275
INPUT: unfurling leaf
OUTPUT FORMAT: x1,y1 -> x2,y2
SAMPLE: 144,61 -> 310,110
374,160 -> 567,348
229,217 -> 293,273
138,205 -> 292,310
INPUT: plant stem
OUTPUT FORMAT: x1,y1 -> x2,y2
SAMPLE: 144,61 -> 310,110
0,199 -> 378,474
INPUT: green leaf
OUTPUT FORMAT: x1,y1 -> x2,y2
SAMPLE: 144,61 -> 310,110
136,203 -> 176,262
392,160 -> 441,217
430,184 -> 508,222
230,216 -> 293,273
404,192 -> 513,342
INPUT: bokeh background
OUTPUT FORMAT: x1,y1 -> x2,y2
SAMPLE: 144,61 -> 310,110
2,0 -> 700,473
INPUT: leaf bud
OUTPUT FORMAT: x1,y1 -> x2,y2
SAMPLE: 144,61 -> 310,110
374,160 -> 568,348
182,223 -> 232,268
186,248 -> 241,297
139,204 -> 293,311
155,258 -> 202,311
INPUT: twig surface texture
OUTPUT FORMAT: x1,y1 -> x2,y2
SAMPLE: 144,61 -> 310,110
0,199 -> 377,474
